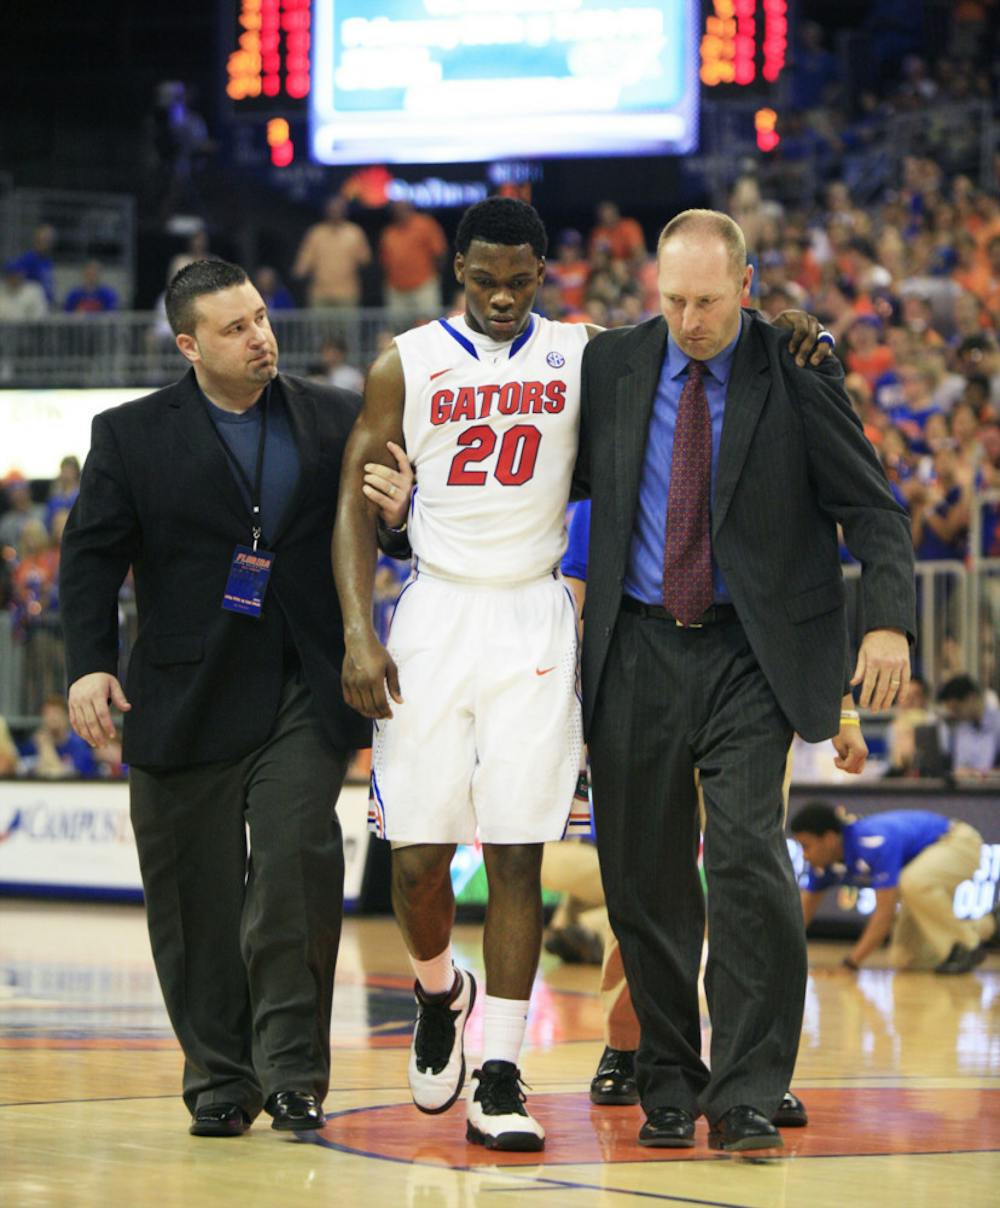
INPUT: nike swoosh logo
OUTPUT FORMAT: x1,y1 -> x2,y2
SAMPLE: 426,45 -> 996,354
429,368 -> 452,381
535,666 -> 555,676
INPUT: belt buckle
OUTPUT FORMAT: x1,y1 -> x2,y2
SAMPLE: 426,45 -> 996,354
675,618 -> 704,629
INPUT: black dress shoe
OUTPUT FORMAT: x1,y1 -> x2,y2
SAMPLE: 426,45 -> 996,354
709,1105 -> 783,1152
189,1103 -> 251,1137
985,900 -> 1000,950
590,1047 -> 639,1106
637,1106 -> 696,1148
772,1091 -> 808,1128
266,1089 -> 326,1131
544,924 -> 604,965
934,942 -> 987,975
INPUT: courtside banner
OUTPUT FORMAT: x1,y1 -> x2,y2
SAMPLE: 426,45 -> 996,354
0,781 -> 140,896
0,781 -> 371,905
0,389 -> 146,480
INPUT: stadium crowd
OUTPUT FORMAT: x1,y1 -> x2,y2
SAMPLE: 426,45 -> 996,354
2,5 -> 999,780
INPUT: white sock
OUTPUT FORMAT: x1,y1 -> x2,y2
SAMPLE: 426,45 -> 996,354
482,994 -> 530,1067
410,946 -> 455,997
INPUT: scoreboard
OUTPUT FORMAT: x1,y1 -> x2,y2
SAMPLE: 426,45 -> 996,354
225,0 -> 313,106
220,1 -> 791,172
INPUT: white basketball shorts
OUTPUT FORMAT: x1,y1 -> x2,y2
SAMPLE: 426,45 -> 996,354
368,571 -> 586,844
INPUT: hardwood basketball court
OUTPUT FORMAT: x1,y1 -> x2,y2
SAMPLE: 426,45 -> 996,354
2,900 -> 997,1207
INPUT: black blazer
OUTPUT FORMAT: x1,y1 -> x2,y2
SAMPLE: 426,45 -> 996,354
61,369 -> 371,767
575,310 -> 916,743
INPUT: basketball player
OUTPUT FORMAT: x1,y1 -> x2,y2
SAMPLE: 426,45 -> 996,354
334,198 -> 830,1151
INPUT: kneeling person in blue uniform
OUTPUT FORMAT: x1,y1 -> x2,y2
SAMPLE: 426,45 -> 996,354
793,802 -> 1000,974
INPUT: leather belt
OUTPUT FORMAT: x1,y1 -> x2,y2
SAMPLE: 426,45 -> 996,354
621,595 -> 738,628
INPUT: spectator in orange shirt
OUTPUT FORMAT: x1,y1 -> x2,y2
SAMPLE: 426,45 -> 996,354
982,235 -> 1000,322
969,192 -> 1000,252
379,201 -> 447,319
900,294 -> 945,349
952,232 -> 992,301
587,201 -> 645,263
292,196 -> 372,308
12,519 -> 59,615
845,316 -> 896,389
844,373 -> 885,447
545,229 -> 590,313
782,237 -> 822,297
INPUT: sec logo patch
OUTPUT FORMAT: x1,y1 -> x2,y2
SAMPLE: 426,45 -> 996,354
546,351 -> 566,367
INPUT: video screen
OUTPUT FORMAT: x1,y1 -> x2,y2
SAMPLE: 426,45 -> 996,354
310,0 -> 699,165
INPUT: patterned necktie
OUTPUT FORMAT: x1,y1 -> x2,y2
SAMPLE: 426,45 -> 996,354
662,359 -> 714,625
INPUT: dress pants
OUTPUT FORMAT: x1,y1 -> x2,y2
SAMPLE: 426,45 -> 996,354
129,671 -> 349,1117
588,608 -> 805,1123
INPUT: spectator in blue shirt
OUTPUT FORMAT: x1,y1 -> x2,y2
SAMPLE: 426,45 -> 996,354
9,224 -> 56,305
18,694 -> 97,779
44,455 -> 81,533
936,675 -> 1000,777
792,801 -> 998,975
64,261 -> 119,313
254,266 -> 295,312
909,444 -> 972,561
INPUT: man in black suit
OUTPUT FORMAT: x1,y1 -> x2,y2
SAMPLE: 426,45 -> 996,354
60,260 -> 386,1137
576,210 -> 915,1152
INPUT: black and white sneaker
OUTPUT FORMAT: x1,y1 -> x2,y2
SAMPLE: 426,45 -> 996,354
466,1060 -> 545,1152
409,967 -> 476,1113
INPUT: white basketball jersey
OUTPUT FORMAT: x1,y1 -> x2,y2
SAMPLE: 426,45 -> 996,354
396,314 -> 589,582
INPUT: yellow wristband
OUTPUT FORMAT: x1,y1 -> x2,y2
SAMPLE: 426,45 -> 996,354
840,716 -> 861,727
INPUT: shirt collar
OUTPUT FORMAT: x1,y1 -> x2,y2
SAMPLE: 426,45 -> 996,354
666,313 -> 743,384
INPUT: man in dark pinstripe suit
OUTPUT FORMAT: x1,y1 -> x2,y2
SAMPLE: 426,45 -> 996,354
575,210 -> 915,1152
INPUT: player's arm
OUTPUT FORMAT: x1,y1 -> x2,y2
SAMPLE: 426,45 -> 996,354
846,887 -> 899,967
332,345 -> 406,719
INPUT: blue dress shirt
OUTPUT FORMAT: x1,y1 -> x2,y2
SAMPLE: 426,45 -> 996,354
624,319 -> 741,605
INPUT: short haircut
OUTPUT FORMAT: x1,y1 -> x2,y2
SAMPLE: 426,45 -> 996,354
455,197 -> 548,259
936,674 -> 980,703
657,209 -> 747,278
165,259 -> 247,336
790,801 -> 843,836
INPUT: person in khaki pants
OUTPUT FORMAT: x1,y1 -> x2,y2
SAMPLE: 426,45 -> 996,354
541,839 -> 640,1089
794,801 -> 1000,974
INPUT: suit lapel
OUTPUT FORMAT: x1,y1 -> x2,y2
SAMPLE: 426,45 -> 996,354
270,374 -> 318,545
168,368 -> 250,532
713,315 -> 769,536
614,318 -> 668,544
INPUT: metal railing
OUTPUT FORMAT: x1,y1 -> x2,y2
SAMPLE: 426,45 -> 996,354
969,490 -> 1000,698
841,559 -> 970,689
2,498 -> 999,723
0,187 -> 136,308
0,307 -> 441,388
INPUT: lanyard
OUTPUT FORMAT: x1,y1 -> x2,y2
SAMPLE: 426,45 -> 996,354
212,384 -> 270,551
